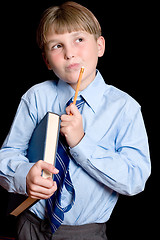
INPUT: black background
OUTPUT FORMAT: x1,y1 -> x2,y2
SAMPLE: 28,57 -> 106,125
0,0 -> 156,239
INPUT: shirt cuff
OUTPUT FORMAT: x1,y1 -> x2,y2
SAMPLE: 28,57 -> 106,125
14,162 -> 35,195
69,134 -> 96,167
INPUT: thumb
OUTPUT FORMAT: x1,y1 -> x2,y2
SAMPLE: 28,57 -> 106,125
37,160 -> 59,175
66,103 -> 80,116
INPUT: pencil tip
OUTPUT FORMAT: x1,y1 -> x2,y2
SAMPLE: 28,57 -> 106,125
81,66 -> 84,73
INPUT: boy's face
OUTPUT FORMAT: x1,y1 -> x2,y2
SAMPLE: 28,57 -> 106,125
43,30 -> 105,90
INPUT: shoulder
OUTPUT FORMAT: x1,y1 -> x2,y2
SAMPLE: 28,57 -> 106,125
106,84 -> 139,104
103,83 -> 141,118
21,80 -> 58,105
96,71 -> 140,108
94,71 -> 141,116
20,80 -> 59,118
23,80 -> 58,98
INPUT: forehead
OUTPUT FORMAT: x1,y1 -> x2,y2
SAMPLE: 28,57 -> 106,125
45,30 -> 94,44
42,16 -> 99,45
46,11 -> 93,34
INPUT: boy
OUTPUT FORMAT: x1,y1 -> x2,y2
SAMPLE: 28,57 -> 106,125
0,2 -> 151,240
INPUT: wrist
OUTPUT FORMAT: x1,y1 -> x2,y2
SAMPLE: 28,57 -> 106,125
14,162 -> 34,194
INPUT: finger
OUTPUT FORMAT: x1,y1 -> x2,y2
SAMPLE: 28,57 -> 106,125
29,188 -> 55,199
28,181 -> 57,199
32,176 -> 54,189
37,160 -> 59,174
65,103 -> 73,115
30,181 -> 57,195
60,126 -> 67,137
66,104 -> 80,116
61,114 -> 72,122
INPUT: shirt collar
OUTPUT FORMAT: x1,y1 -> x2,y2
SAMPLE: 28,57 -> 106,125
57,70 -> 107,113
57,80 -> 75,113
80,70 -> 107,113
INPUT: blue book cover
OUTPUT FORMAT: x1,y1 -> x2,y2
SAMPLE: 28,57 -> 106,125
8,112 -> 60,216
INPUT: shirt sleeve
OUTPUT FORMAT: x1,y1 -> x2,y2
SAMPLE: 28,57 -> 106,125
69,103 -> 151,196
0,93 -> 37,194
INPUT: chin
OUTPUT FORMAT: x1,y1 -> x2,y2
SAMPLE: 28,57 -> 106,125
65,72 -> 80,82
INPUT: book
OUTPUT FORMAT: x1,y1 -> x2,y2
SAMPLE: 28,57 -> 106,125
8,112 -> 60,216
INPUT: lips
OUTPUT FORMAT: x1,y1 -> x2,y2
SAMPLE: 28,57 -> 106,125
66,63 -> 80,70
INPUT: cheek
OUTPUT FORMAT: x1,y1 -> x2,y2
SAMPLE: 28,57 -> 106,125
47,53 -> 63,69
82,46 -> 98,68
81,43 -> 98,60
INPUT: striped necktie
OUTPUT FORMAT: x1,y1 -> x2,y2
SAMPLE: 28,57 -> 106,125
47,98 -> 85,233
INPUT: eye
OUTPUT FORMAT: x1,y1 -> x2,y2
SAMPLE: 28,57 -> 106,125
52,44 -> 62,50
75,38 -> 83,43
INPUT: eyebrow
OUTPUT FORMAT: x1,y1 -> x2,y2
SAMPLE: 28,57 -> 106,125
46,31 -> 86,45
47,39 -> 59,45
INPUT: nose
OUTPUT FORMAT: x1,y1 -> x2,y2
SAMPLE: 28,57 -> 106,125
64,45 -> 75,60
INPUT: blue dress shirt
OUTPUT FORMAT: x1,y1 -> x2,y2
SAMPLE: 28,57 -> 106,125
0,70 -> 151,225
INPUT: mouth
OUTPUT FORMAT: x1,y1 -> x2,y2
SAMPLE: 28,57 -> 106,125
66,63 -> 81,71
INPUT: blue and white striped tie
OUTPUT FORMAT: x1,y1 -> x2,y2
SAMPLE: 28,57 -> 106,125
47,98 -> 85,233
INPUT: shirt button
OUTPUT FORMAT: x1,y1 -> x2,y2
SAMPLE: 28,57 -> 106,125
19,186 -> 23,192
72,152 -> 78,158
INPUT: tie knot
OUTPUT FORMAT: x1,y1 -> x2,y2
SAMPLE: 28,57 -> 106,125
67,97 -> 85,110
75,99 -> 85,109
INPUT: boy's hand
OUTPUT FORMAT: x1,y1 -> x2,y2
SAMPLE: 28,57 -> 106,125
60,103 -> 84,148
26,160 -> 59,199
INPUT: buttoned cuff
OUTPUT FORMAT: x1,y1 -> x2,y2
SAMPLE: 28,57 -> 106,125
14,162 -> 35,195
69,134 -> 96,167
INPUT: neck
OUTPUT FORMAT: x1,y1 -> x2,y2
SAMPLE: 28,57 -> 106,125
70,69 -> 97,91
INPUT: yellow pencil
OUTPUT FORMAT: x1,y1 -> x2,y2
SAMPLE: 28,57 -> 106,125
73,66 -> 84,105
69,67 -> 84,116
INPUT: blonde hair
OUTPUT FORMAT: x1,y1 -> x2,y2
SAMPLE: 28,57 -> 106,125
36,1 -> 102,51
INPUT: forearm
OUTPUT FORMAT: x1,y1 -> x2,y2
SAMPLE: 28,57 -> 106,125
70,133 -> 151,196
0,148 -> 34,194
0,95 -> 37,194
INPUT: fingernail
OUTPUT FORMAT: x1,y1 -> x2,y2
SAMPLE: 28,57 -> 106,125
54,168 -> 59,174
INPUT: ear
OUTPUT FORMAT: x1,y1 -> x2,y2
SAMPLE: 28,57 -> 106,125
42,53 -> 52,70
97,36 -> 105,57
